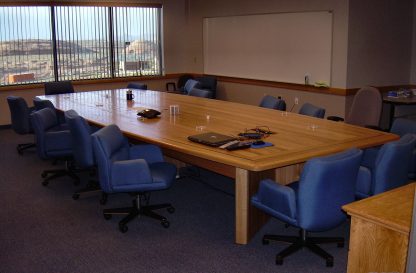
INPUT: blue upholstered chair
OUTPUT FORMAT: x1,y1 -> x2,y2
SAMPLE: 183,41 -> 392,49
31,108 -> 79,186
251,148 -> 363,267
92,124 -> 177,233
166,74 -> 194,91
188,88 -> 213,98
181,79 -> 201,95
356,134 -> 416,199
195,76 -> 217,98
390,118 -> 416,179
65,110 -> 106,203
7,96 -> 36,154
33,97 -> 66,124
127,82 -> 147,90
44,80 -> 74,95
298,103 -> 326,118
259,95 -> 287,111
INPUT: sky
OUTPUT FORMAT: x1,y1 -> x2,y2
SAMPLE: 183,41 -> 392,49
0,6 -> 158,42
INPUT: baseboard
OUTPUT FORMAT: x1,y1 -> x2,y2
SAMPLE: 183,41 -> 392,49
0,124 -> 11,130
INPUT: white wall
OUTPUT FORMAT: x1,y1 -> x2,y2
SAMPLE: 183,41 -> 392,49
346,0 -> 414,88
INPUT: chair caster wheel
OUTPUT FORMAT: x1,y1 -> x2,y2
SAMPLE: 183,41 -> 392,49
103,213 -> 112,220
326,258 -> 334,267
42,180 -> 49,186
262,238 -> 270,245
119,224 -> 128,233
337,242 -> 344,248
161,220 -> 170,228
72,193 -> 80,200
167,206 -> 175,213
41,172 -> 47,178
276,256 -> 283,265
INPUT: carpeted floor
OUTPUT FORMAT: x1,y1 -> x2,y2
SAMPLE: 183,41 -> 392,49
0,129 -> 349,273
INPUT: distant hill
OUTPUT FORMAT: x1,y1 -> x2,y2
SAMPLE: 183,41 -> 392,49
0,39 -> 95,56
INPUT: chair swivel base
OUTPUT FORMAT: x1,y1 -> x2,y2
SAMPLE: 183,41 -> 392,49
262,229 -> 344,267
103,198 -> 174,233
41,169 -> 80,186
72,180 -> 107,205
16,142 -> 36,154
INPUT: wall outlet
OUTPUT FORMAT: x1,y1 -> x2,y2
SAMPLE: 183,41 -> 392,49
294,97 -> 299,105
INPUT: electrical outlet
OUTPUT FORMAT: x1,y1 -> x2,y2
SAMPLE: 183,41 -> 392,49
294,97 -> 299,105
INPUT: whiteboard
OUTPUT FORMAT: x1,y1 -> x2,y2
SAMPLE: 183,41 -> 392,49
203,11 -> 333,85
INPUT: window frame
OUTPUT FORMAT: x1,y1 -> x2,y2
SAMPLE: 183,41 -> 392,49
0,1 -> 163,87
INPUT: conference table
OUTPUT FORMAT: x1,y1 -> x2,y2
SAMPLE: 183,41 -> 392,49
38,88 -> 398,245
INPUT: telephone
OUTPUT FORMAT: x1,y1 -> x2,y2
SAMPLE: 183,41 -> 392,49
137,109 -> 161,119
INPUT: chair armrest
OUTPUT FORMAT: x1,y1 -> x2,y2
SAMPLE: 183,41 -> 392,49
255,179 -> 296,219
111,159 -> 152,187
129,144 -> 164,164
327,116 -> 344,122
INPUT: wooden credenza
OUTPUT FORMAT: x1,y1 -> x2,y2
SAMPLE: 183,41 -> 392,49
343,183 -> 415,273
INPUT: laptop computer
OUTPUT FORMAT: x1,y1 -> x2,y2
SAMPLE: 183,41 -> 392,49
188,132 -> 237,147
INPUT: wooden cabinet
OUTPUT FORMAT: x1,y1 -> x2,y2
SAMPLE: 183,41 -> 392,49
343,183 -> 415,273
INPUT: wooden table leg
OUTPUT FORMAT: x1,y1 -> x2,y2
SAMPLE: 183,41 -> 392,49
235,168 -> 274,244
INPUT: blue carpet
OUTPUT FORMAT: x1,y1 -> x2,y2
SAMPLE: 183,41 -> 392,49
0,129 -> 348,273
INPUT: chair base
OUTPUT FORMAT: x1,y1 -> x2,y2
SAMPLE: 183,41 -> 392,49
263,229 -> 344,267
72,180 -> 107,205
103,195 -> 174,233
17,142 -> 35,154
41,169 -> 80,186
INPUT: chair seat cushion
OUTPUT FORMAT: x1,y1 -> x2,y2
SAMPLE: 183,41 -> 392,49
251,179 -> 297,226
356,166 -> 372,199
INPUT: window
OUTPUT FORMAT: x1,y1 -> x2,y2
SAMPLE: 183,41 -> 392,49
0,4 -> 162,86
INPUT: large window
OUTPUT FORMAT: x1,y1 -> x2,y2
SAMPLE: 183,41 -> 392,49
0,5 -> 162,86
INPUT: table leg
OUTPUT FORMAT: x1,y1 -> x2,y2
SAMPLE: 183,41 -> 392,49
235,168 -> 274,244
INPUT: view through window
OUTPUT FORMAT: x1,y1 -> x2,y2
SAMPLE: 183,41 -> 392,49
0,5 -> 162,86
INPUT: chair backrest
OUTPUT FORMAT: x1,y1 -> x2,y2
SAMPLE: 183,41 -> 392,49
177,74 -> 194,89
44,81 -> 74,95
127,82 -> 147,90
30,108 -> 61,159
346,86 -> 382,127
91,124 -> 130,192
182,79 -> 201,94
372,134 -> 416,195
188,88 -> 213,98
259,95 -> 286,111
195,76 -> 217,98
390,118 -> 416,136
65,110 -> 94,168
298,103 -> 325,118
7,96 -> 33,134
297,148 -> 363,232
33,97 -> 56,111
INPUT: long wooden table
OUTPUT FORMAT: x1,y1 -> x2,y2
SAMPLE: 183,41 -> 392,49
39,89 -> 398,244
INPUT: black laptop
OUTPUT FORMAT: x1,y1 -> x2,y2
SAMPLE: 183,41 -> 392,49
188,132 -> 237,147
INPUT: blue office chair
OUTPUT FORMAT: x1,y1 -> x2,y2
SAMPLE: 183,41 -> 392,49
259,95 -> 287,111
31,108 -> 79,186
180,79 -> 201,95
251,148 -> 363,267
7,96 -> 36,154
188,88 -> 213,98
298,103 -> 326,118
195,76 -> 217,98
44,80 -> 74,95
65,110 -> 106,203
390,118 -> 416,179
33,97 -> 66,125
92,124 -> 177,233
166,74 -> 194,91
356,134 -> 416,199
127,82 -> 147,90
